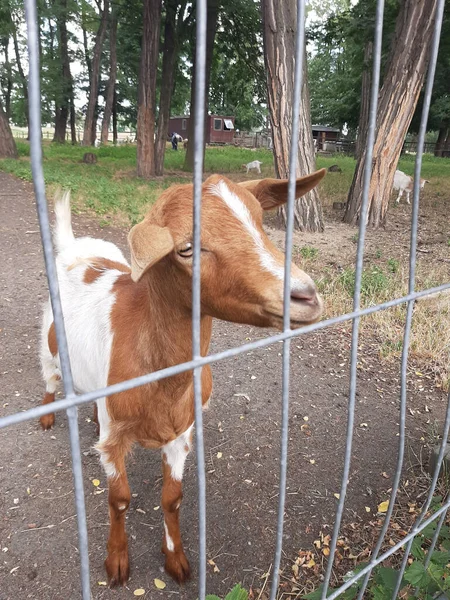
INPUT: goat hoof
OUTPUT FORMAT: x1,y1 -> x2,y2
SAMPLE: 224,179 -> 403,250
105,550 -> 130,586
164,551 -> 191,584
40,413 -> 55,430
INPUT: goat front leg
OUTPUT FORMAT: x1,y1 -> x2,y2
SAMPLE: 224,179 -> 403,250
96,405 -> 132,586
161,426 -> 193,583
396,189 -> 403,204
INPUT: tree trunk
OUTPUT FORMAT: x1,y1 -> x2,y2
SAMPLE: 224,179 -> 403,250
81,3 -> 92,82
183,0 -> 220,172
262,0 -> 323,232
136,0 -> 162,178
11,23 -> 29,137
344,0 -> 438,228
0,99 -> 18,158
112,88 -> 118,144
355,41 -> 373,162
83,0 -> 109,146
2,42 -> 13,117
70,97 -> 77,144
154,0 -> 184,175
434,124 -> 448,157
53,0 -> 73,144
101,4 -> 118,144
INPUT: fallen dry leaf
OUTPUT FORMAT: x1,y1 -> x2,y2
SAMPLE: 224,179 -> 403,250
154,578 -> 166,590
92,479 -> 100,487
134,588 -> 145,596
378,500 -> 389,513
217,452 -> 223,459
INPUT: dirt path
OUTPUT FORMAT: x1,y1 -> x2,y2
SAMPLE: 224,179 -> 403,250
0,172 -> 446,600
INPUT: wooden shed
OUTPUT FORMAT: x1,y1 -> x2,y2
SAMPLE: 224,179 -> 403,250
169,115 -> 235,144
312,125 -> 340,151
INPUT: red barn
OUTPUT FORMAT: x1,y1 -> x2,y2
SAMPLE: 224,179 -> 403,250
169,115 -> 235,144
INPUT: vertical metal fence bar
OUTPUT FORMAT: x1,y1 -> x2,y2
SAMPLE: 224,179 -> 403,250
24,1 -> 91,597
269,0 -> 305,597
321,1 -> 385,597
390,1 -> 446,595
192,0 -> 207,598
423,506 -> 448,569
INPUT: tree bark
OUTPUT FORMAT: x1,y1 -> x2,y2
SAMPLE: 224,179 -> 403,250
101,3 -> 118,144
2,42 -> 13,117
345,0 -> 438,228
11,20 -> 29,137
183,0 -> 220,172
53,0 -> 73,144
82,0 -> 109,146
261,0 -> 323,232
112,88 -> 118,144
136,0 -> 162,178
154,0 -> 187,175
355,41 -> 373,162
0,99 -> 18,158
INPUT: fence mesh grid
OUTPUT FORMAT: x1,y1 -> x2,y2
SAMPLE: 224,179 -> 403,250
1,0 -> 449,598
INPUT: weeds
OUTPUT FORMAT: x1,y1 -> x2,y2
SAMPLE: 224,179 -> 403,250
299,246 -> 319,259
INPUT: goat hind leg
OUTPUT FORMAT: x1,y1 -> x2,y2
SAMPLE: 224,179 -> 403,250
39,355 -> 60,430
161,426 -> 193,583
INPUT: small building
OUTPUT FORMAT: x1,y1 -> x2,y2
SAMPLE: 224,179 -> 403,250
312,125 -> 340,151
169,115 -> 235,144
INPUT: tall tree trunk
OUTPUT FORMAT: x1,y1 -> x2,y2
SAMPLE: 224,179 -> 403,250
112,88 -> 118,144
81,3 -> 92,82
183,0 -> 220,172
136,0 -> 162,178
69,96 -> 77,143
355,41 -> 373,162
0,99 -> 18,158
262,0 -> 323,232
434,123 -> 448,157
154,0 -> 186,175
82,0 -> 109,146
11,23 -> 29,137
53,0 -> 73,144
101,3 -> 118,144
344,0 -> 438,228
2,42 -> 13,117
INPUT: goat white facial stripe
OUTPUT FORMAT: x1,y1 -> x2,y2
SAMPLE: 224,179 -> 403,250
209,181 -> 285,282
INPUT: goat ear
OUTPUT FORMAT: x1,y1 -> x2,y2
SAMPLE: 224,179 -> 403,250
239,168 -> 326,210
128,221 -> 174,282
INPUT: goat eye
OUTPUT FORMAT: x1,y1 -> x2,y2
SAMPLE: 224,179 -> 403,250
178,243 -> 193,257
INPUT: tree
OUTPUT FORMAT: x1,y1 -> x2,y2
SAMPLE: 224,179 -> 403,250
0,98 -> 18,158
136,0 -> 162,177
100,1 -> 118,144
82,0 -> 109,146
154,0 -> 190,175
183,0 -> 220,172
262,0 -> 323,232
344,0 -> 439,227
53,0 -> 74,143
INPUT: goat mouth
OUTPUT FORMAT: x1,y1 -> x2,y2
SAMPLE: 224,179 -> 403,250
264,300 -> 323,328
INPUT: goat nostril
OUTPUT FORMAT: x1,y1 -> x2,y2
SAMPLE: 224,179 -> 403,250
290,284 -> 316,302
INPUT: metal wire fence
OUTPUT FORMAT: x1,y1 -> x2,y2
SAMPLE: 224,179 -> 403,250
1,0 -> 449,598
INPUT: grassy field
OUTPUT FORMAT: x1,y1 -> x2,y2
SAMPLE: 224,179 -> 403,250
1,140 -> 448,224
1,140 -> 449,389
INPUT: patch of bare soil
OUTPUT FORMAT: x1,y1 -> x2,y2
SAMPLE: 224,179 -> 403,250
0,172 -> 447,599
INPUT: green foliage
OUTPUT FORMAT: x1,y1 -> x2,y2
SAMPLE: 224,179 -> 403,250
303,498 -> 450,600
206,583 -> 248,600
387,258 -> 399,273
299,246 -> 319,259
338,266 -> 389,300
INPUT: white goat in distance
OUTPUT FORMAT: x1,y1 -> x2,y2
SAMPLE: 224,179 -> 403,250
393,169 -> 429,205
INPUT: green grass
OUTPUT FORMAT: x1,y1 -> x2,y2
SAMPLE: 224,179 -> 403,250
1,140 -> 450,224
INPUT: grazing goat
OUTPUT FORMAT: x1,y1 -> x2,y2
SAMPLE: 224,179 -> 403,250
39,171 -> 325,585
242,160 -> 263,174
393,169 -> 429,204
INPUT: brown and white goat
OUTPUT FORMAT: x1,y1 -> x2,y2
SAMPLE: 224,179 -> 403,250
39,171 -> 325,585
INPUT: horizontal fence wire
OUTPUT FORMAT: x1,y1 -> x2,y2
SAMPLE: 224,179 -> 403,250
24,0 -> 91,597
8,0 -> 450,598
192,0 -> 208,597
270,0 -> 306,597
1,283 -> 450,431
